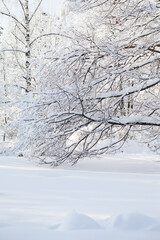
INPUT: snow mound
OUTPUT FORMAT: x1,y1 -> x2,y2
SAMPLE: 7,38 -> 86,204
113,213 -> 157,230
58,210 -> 102,231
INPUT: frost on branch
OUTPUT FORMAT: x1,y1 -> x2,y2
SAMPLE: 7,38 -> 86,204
17,0 -> 160,164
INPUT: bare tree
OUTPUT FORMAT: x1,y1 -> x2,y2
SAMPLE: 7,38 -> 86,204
0,0 -> 65,148
14,0 -> 160,163
0,0 -> 44,92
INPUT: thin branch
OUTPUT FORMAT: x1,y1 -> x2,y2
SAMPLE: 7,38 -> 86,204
97,78 -> 160,99
148,47 -> 160,54
0,49 -> 26,54
1,0 -> 10,14
0,11 -> 26,30
18,0 -> 25,17
30,32 -> 72,46
29,0 -> 43,23
11,32 -> 25,46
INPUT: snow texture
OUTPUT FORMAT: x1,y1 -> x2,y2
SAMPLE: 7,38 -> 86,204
0,142 -> 160,240
58,210 -> 101,230
113,213 -> 157,230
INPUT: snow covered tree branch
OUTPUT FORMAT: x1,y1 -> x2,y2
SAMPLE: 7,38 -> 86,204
13,0 -> 160,163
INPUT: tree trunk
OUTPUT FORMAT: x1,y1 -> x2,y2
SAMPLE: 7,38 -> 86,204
2,54 -> 7,142
24,0 -> 31,92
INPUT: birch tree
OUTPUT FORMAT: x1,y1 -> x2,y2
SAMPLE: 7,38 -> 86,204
12,0 -> 160,163
0,0 -> 46,92
0,0 -> 64,147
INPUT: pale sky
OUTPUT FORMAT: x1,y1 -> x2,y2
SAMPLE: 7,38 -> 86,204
0,0 -> 64,30
41,0 -> 64,15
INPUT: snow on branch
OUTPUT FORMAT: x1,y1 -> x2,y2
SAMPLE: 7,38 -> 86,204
97,78 -> 160,99
0,49 -> 26,54
108,116 -> 160,127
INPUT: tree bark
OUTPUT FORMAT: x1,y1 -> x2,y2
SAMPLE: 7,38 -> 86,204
24,0 -> 31,92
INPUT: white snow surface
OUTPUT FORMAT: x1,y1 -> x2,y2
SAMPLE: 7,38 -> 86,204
0,142 -> 160,240
58,209 -> 102,231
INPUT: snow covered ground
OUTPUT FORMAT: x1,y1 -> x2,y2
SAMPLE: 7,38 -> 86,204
0,143 -> 160,240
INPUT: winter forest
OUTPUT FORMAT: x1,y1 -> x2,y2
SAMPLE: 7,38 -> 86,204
0,0 -> 159,163
0,1 -> 160,240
